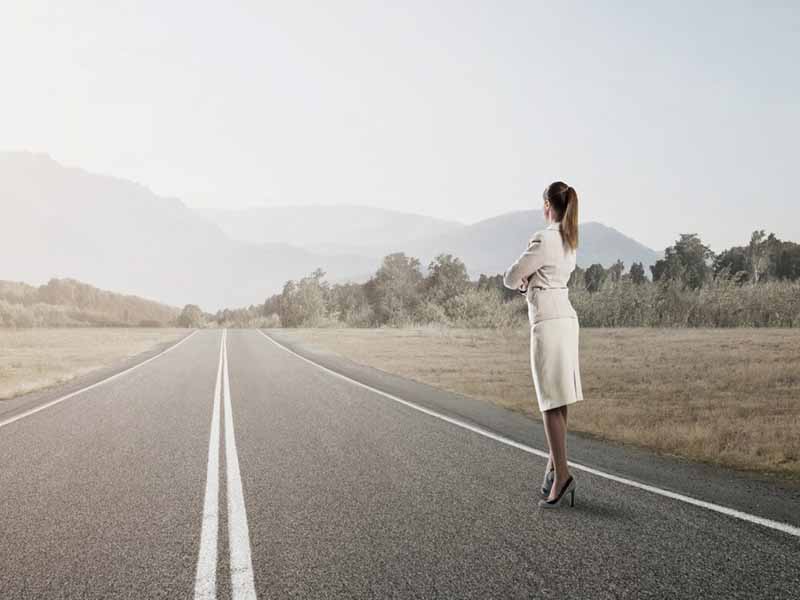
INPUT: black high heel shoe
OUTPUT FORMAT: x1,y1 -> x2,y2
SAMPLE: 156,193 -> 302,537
538,475 -> 576,509
540,467 -> 555,496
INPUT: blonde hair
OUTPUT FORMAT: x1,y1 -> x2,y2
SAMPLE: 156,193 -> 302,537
544,181 -> 579,251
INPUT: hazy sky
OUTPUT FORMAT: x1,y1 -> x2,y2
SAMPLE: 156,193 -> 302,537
1,1 -> 797,251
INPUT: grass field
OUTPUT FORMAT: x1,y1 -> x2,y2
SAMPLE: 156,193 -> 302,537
279,327 -> 800,478
0,328 -> 185,400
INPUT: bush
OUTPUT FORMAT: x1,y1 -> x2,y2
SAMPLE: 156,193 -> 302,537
570,277 -> 800,327
177,304 -> 205,328
444,288 -> 526,329
138,320 -> 163,328
412,301 -> 451,326
571,280 -> 658,327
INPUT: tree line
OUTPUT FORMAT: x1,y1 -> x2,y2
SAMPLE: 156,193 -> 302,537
205,230 -> 800,329
0,278 -> 179,328
208,254 -> 521,329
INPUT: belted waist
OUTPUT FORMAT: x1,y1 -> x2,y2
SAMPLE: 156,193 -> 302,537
525,287 -> 577,324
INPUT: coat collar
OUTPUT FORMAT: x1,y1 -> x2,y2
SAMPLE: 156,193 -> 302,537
545,222 -> 561,231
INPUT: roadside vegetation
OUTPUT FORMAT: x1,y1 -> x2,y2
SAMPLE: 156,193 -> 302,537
0,278 -> 178,327
0,328 -> 185,400
215,230 -> 800,329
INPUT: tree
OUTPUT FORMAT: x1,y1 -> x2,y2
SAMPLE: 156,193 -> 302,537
774,239 -> 800,281
177,304 -> 204,328
329,282 -> 372,325
651,234 -> 714,289
568,266 -> 586,290
584,264 -> 607,293
366,253 -> 423,325
278,269 -> 328,327
263,293 -> 281,318
629,262 -> 647,285
608,260 -> 625,283
424,254 -> 470,305
477,274 -> 519,301
747,230 -> 772,284
713,246 -> 748,280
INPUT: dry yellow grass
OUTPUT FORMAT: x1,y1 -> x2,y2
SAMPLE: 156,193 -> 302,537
281,327 -> 800,478
0,328 -> 185,400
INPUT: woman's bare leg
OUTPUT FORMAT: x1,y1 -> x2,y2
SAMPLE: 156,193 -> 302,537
549,404 -> 567,470
560,404 -> 570,477
543,405 -> 565,471
543,405 -> 571,501
541,415 -> 555,479
542,413 -> 555,488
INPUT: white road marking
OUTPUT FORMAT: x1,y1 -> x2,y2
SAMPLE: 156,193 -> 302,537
193,330 -> 258,599
0,330 -> 198,430
193,331 -> 225,600
223,331 -> 258,599
258,330 -> 800,540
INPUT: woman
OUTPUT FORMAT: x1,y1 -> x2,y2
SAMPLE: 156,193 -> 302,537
503,181 -> 583,509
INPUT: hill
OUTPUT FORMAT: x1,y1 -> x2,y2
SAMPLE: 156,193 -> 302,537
0,153 -> 659,309
200,205 -> 462,256
202,207 -> 660,279
402,210 -> 659,277
0,278 -> 179,327
0,152 -> 375,310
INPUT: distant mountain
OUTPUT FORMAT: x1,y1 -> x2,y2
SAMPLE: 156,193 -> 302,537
402,211 -> 660,277
202,205 -> 660,278
0,153 -> 375,310
0,153 -> 659,311
199,205 -> 463,256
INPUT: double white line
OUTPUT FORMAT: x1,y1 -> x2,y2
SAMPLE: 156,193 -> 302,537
194,330 -> 257,600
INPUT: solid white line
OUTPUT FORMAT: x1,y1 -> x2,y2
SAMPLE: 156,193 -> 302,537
223,331 -> 258,599
193,331 -> 225,600
0,330 -> 198,430
258,329 -> 800,540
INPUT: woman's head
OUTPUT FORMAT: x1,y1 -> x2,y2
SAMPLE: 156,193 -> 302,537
543,181 -> 579,251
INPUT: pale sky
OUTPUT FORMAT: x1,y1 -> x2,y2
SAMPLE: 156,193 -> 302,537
1,1 -> 797,251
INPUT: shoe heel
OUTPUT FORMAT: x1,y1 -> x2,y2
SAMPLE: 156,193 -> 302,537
541,468 -> 555,496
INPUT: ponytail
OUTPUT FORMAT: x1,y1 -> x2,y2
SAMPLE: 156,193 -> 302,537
561,186 -> 579,251
543,181 -> 579,251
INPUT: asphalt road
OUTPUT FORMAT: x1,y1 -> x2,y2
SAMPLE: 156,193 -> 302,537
1,328 -> 798,599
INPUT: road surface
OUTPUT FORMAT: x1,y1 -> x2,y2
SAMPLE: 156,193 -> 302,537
1,329 -> 798,599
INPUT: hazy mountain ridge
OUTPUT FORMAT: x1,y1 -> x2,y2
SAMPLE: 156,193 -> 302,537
201,205 -> 463,254
397,211 -> 659,278
0,153 -> 375,310
206,206 -> 661,278
1,152 -> 660,309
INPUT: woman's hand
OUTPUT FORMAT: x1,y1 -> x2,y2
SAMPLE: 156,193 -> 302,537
503,232 -> 545,291
518,271 -> 536,295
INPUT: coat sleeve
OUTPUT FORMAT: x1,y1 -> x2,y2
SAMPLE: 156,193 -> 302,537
503,232 -> 546,290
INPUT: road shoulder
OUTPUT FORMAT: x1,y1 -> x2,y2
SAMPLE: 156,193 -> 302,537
265,328 -> 800,529
0,330 -> 195,424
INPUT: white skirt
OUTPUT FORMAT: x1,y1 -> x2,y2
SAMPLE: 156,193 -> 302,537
530,317 -> 584,412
